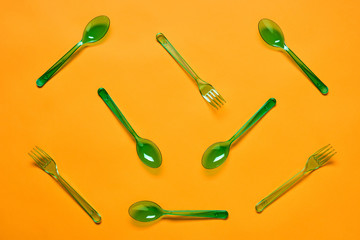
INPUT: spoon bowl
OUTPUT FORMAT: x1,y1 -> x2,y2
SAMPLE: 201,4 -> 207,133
136,138 -> 162,168
129,201 -> 164,222
82,15 -> 110,45
258,18 -> 285,49
202,141 -> 230,169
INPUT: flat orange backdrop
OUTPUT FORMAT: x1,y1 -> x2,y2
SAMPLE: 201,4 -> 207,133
1,0 -> 360,239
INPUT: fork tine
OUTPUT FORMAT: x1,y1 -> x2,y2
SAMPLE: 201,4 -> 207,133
215,96 -> 224,105
32,148 -> 46,161
203,95 -> 218,109
208,92 -> 222,107
210,90 -> 224,106
28,152 -> 42,166
211,95 -> 223,106
316,146 -> 333,159
213,89 -> 226,103
36,146 -> 52,160
320,151 -> 337,165
313,144 -> 331,157
30,149 -> 43,162
206,93 -> 221,108
318,149 -> 336,163
209,101 -> 218,109
32,148 -> 49,166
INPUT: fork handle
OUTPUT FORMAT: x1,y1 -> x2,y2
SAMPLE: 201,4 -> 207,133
156,33 -> 204,85
57,175 -> 102,223
255,169 -> 305,213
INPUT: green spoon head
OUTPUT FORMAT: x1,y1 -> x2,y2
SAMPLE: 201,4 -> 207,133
136,138 -> 162,168
202,141 -> 230,169
129,201 -> 164,222
81,15 -> 110,45
258,18 -> 285,49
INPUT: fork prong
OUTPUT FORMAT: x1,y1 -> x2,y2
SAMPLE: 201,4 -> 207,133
30,149 -> 45,163
215,96 -> 224,105
32,148 -> 47,162
213,89 -> 226,103
210,90 -> 224,106
206,93 -> 221,108
218,94 -> 226,103
316,146 -> 333,159
208,92 -> 221,108
318,149 -> 336,163
32,149 -> 50,167
28,152 -> 43,166
209,100 -> 218,109
211,95 -> 223,106
320,152 -> 337,165
313,144 -> 331,157
203,95 -> 218,109
35,146 -> 52,160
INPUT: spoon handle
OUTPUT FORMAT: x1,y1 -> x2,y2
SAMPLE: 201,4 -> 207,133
98,88 -> 138,138
229,98 -> 276,144
255,169 -> 305,213
56,174 -> 102,223
36,42 -> 83,87
156,33 -> 204,85
164,210 -> 228,219
284,46 -> 328,95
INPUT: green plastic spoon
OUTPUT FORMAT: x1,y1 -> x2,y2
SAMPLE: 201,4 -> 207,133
98,88 -> 162,168
258,18 -> 328,95
36,15 -> 110,87
128,201 -> 228,222
202,98 -> 276,169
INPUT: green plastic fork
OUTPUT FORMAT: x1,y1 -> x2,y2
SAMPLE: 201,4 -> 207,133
156,33 -> 225,109
255,144 -> 336,213
29,146 -> 101,223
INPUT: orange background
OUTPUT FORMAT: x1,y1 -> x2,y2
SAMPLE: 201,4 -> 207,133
1,0 -> 360,239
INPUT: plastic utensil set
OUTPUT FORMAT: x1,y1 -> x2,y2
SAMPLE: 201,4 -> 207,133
31,16 -> 336,223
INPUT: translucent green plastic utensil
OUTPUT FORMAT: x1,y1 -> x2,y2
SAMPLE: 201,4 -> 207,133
129,201 -> 228,222
36,15 -> 110,87
258,18 -> 328,95
29,146 -> 101,223
255,145 -> 336,213
156,33 -> 225,109
202,98 -> 276,169
98,88 -> 162,168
